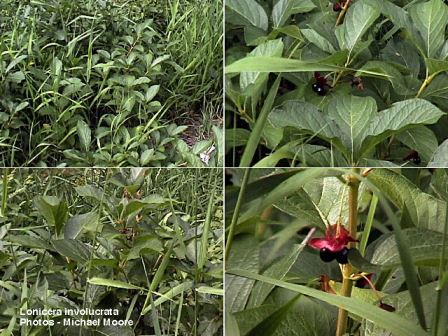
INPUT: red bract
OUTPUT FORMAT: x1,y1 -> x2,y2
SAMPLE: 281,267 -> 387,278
309,224 -> 356,252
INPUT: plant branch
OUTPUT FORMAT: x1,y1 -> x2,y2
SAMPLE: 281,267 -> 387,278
416,74 -> 435,98
256,206 -> 272,240
335,0 -> 352,26
336,169 -> 360,336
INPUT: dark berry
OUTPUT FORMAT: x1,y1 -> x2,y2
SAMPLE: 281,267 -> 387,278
312,83 -> 327,96
411,156 -> 421,164
320,248 -> 336,262
403,150 -> 421,164
333,2 -> 342,11
316,85 -> 326,96
335,247 -> 349,264
379,302 -> 396,312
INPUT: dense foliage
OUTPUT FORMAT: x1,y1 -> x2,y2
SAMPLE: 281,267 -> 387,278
0,0 -> 222,166
225,167 -> 448,336
0,168 -> 223,335
225,0 -> 448,167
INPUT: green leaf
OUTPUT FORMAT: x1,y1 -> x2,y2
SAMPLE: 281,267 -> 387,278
273,189 -> 326,230
366,0 -> 413,31
226,56 -> 342,74
356,60 -> 412,94
226,0 -> 269,31
269,100 -> 342,142
361,99 -> 445,158
365,282 -> 438,335
142,281 -> 193,314
126,235 -> 163,260
120,195 -> 166,218
370,228 -> 448,268
195,286 -> 224,296
269,100 -> 344,151
396,127 -> 438,162
272,0 -> 296,28
240,76 -> 281,167
291,0 -> 316,13
386,206 -> 427,329
247,295 -> 301,336
225,128 -> 251,149
75,185 -> 112,209
247,244 -> 305,308
51,239 -> 91,263
87,277 -> 145,291
409,0 -> 448,58
227,269 -> 429,336
367,169 -> 446,232
226,311 -> 241,336
34,196 -> 68,236
77,120 -> 91,151
133,76 -> 151,86
95,326 -> 134,336
226,235 -> 259,313
225,171 -> 298,214
64,211 -> 100,239
425,58 -> 448,76
301,29 -> 336,53
336,1 -> 380,55
149,242 -> 174,292
429,140 -> 448,167
237,169 -> 337,224
7,235 -> 52,250
6,71 -> 25,84
326,95 -> 377,163
240,40 -> 284,92
145,85 -> 160,102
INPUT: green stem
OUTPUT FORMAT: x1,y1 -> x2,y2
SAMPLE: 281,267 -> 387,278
416,74 -> 434,98
225,167 -> 251,261
255,206 -> 272,240
336,169 -> 360,336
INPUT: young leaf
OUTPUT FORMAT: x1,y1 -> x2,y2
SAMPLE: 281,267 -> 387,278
409,0 -> 448,58
336,1 -> 380,56
226,0 -> 269,31
77,120 -> 91,151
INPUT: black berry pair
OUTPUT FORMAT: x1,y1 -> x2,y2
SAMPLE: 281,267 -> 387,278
311,72 -> 331,96
319,247 -> 350,264
403,150 -> 421,164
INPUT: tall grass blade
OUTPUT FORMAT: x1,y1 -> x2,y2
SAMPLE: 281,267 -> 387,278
239,76 -> 281,167
391,205 -> 427,330
228,269 -> 429,336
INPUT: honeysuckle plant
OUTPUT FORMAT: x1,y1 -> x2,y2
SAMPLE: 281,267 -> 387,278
0,0 -> 222,167
225,167 -> 448,336
225,0 -> 448,167
0,168 -> 223,335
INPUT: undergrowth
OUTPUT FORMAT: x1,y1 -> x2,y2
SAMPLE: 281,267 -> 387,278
0,0 -> 222,167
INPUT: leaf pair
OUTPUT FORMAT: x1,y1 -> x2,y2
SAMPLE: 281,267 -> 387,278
269,96 -> 444,165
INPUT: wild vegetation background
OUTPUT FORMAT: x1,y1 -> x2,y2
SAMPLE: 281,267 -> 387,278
0,0 -> 222,167
0,168 -> 223,335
